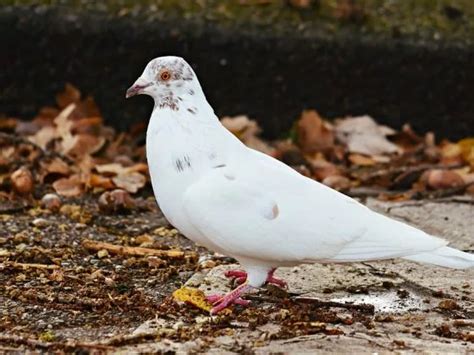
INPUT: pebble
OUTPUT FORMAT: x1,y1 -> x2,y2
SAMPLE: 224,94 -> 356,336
40,193 -> 62,212
32,218 -> 50,228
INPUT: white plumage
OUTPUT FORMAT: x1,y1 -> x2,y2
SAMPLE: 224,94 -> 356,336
127,56 -> 474,313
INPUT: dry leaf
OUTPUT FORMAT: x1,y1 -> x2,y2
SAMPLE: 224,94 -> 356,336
348,153 -> 376,166
335,115 -> 401,156
112,172 -> 146,193
88,174 -> 115,190
67,134 -> 106,157
56,83 -> 81,109
322,175 -> 351,190
28,126 -> 56,150
53,175 -> 84,197
458,138 -> 474,167
296,110 -> 334,154
173,286 -> 212,312
425,169 -> 464,190
98,189 -> 135,213
39,157 -> 70,183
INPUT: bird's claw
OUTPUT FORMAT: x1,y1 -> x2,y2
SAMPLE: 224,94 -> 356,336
206,283 -> 252,315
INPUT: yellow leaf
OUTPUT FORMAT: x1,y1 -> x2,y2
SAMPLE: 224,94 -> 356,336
173,287 -> 212,312
458,138 -> 474,167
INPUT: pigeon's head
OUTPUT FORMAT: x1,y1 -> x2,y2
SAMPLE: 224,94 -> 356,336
126,56 -> 198,105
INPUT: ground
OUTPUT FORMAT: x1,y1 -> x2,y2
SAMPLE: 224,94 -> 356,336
1,194 -> 472,353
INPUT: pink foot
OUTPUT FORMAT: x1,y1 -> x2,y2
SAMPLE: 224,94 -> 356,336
224,268 -> 287,289
207,283 -> 252,315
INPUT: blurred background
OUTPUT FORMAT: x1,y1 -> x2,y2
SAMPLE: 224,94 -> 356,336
1,0 -> 474,138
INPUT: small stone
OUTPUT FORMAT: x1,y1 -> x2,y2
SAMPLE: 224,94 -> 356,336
199,259 -> 216,269
0,249 -> 10,257
15,243 -> 27,252
32,218 -> 49,228
40,193 -> 62,212
438,299 -> 460,310
11,167 -> 34,194
97,249 -> 109,259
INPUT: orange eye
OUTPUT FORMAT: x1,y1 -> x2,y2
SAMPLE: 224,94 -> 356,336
160,70 -> 171,81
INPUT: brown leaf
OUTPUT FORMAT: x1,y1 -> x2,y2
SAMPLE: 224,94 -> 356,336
67,134 -> 106,157
307,156 -> 341,180
39,157 -> 70,182
322,175 -> 351,191
335,116 -> 400,156
56,83 -> 81,109
98,189 -> 135,213
296,110 -> 334,154
458,138 -> 474,167
52,175 -> 84,197
112,172 -> 146,193
425,169 -> 464,190
88,174 -> 115,190
348,153 -> 377,166
28,126 -> 56,150
11,167 -> 34,194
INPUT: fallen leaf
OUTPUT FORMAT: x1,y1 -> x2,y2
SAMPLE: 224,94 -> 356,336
335,115 -> 401,156
98,189 -> 135,213
112,172 -> 146,193
348,153 -> 376,166
28,126 -> 56,150
67,134 -> 106,157
296,110 -> 334,154
425,169 -> 464,190
39,157 -> 70,183
88,174 -> 115,190
56,83 -> 81,109
322,175 -> 352,190
173,286 -> 212,312
458,138 -> 474,167
52,175 -> 84,197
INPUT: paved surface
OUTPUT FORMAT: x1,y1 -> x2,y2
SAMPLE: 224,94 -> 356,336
120,198 -> 474,353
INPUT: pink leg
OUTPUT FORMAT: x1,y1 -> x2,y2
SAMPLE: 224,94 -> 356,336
224,268 -> 287,288
267,268 -> 288,288
207,283 -> 252,315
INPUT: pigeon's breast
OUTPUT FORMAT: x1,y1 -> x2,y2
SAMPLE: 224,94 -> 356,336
145,121 -> 228,253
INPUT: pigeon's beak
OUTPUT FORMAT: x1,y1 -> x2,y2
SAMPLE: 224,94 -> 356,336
126,78 -> 152,98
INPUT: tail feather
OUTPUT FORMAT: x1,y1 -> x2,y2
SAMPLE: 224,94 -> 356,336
403,246 -> 474,269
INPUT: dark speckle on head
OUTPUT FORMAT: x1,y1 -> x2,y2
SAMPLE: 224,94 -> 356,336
187,107 -> 197,115
188,89 -> 195,95
178,96 -> 183,101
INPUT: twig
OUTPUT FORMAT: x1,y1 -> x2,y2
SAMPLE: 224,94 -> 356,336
0,333 -> 115,351
6,262 -> 60,270
293,297 -> 375,314
81,239 -> 196,258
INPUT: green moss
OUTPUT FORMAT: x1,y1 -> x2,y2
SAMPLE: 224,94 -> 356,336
6,0 -> 474,43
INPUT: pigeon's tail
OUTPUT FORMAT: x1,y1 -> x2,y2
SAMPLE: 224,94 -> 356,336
403,246 -> 474,269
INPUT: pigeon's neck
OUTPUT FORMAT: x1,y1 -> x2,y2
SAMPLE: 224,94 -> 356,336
147,88 -> 243,167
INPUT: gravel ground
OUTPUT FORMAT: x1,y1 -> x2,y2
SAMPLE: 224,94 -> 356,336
0,196 -> 473,353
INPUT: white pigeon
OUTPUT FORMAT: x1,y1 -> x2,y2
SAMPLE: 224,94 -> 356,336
127,56 -> 474,314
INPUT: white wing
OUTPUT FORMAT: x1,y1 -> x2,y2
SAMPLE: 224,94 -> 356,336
183,149 -> 447,264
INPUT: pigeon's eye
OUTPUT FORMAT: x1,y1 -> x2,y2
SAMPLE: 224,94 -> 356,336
160,70 -> 172,81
